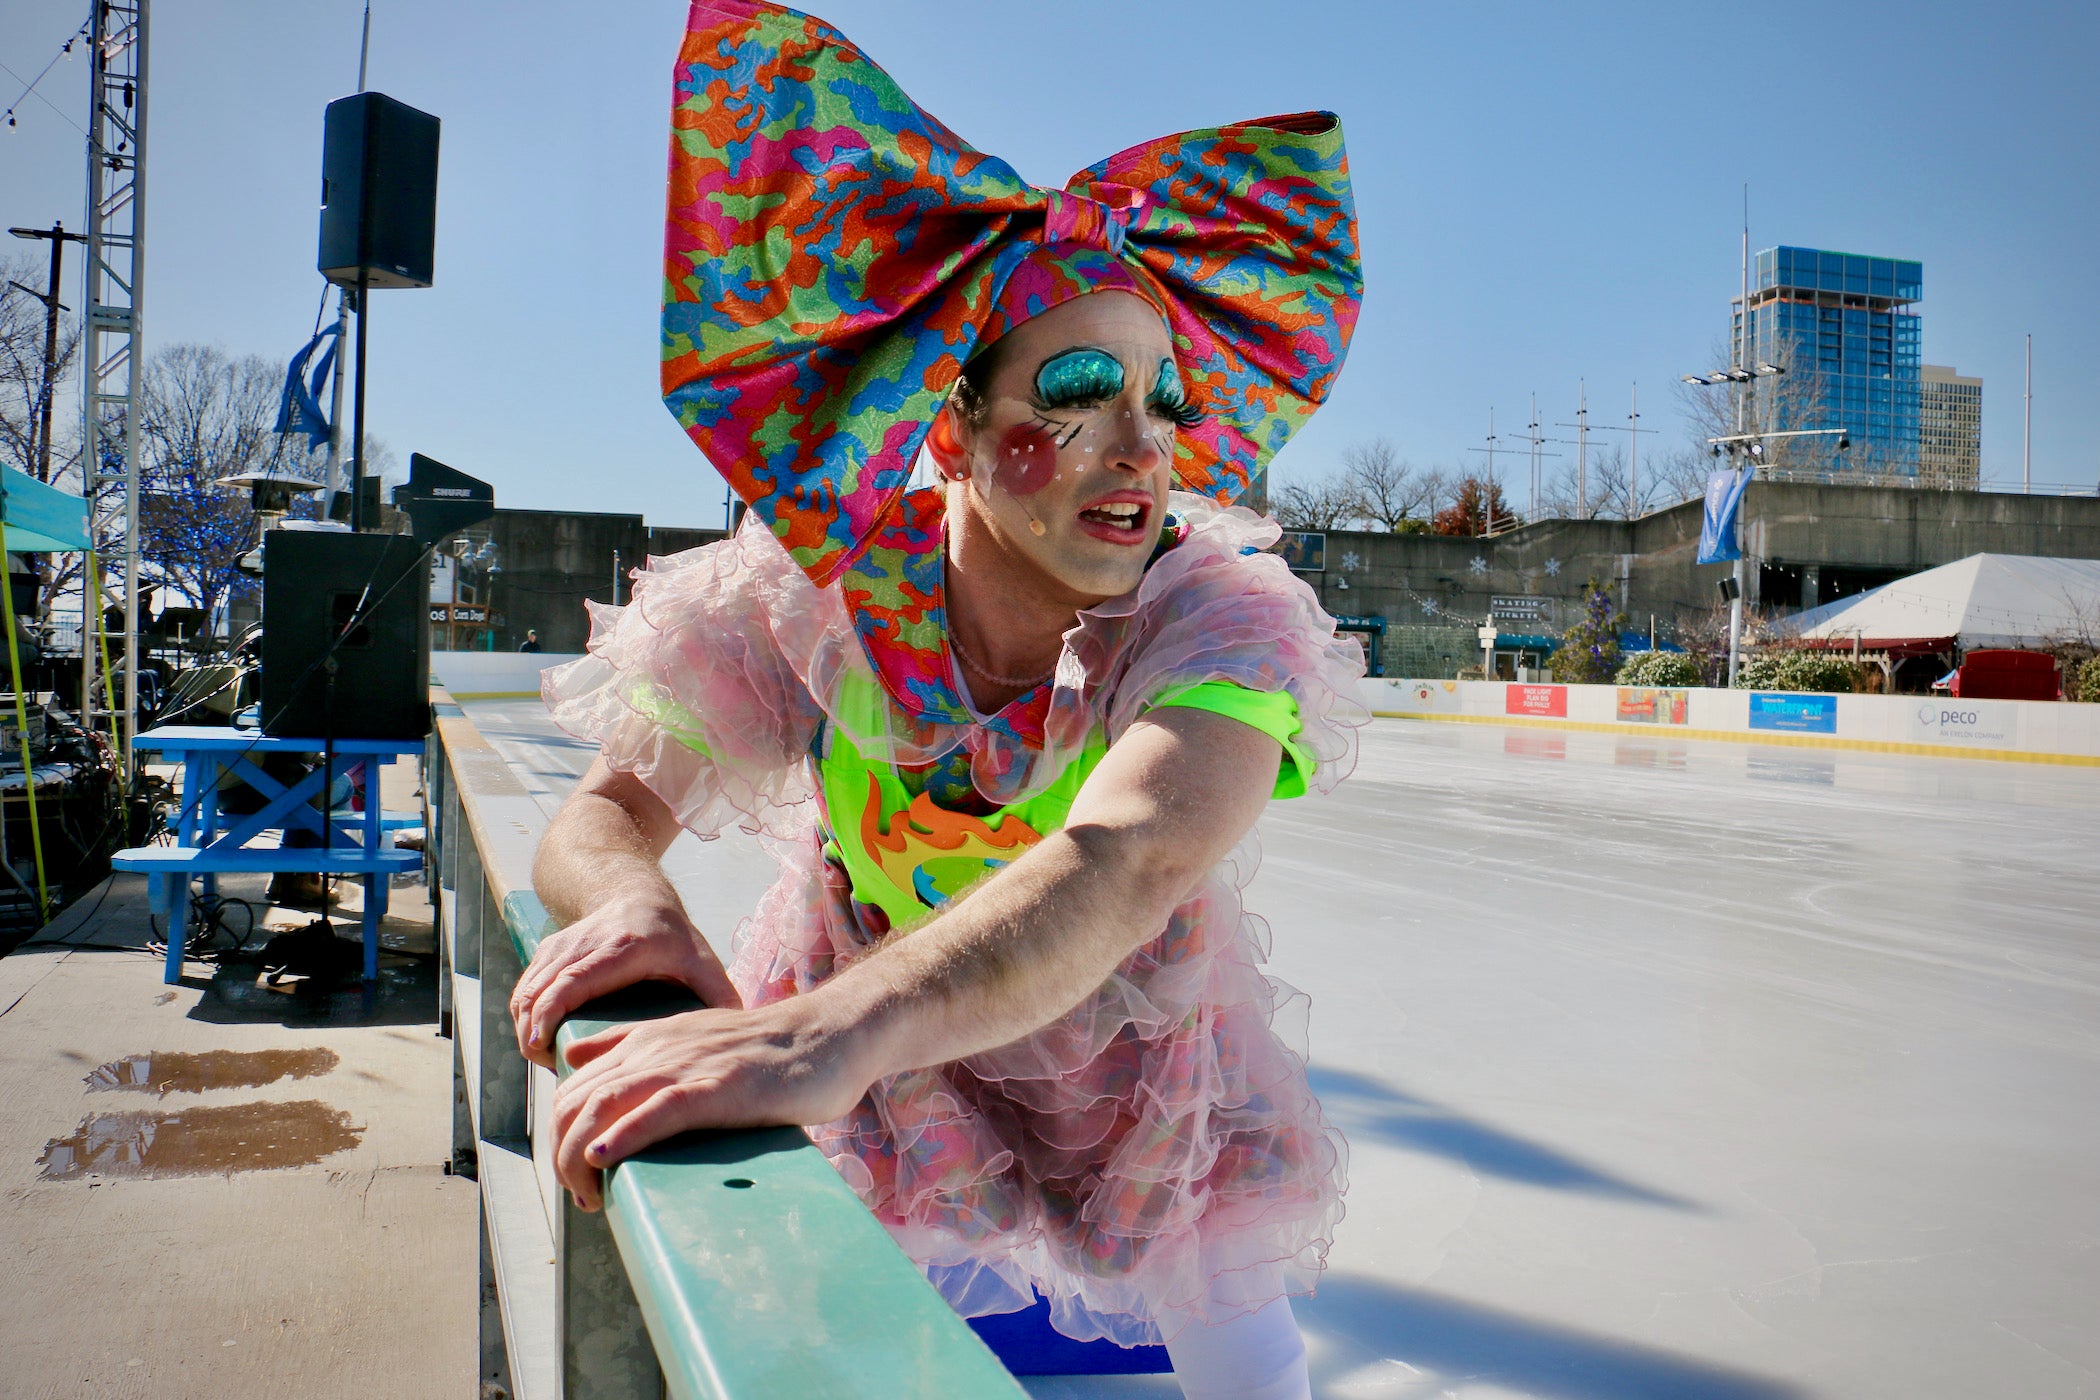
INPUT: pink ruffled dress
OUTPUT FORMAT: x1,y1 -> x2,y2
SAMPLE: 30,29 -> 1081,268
544,488 -> 1368,1345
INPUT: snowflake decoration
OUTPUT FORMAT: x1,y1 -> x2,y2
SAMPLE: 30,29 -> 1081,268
1420,597 -> 1440,616
1544,557 -> 1562,577
1341,551 -> 1362,572
1469,556 -> 1488,576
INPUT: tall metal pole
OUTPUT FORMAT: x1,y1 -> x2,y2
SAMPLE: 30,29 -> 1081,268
322,290 -> 351,516
320,6 -> 370,523
82,0 -> 150,762
1484,406 -> 1497,535
1528,391 -> 1540,518
34,229 -> 64,484
2023,333 -> 2032,494
349,270 -> 369,530
1727,196 -> 1750,686
6,222 -> 86,483
1575,379 -> 1588,518
1627,382 -> 1639,517
121,3 -> 148,748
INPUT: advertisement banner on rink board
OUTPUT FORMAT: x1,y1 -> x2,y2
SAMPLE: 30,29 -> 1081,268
1371,679 -> 1462,713
1747,692 -> 1838,734
1907,700 -> 2017,745
1617,687 -> 1690,725
1506,684 -> 1569,717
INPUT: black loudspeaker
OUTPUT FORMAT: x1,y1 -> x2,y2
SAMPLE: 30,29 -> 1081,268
262,531 -> 430,739
318,92 -> 440,289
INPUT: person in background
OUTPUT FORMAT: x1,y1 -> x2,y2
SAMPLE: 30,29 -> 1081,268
519,629 -> 542,653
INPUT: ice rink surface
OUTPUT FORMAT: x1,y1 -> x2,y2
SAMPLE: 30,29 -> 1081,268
467,699 -> 2100,1400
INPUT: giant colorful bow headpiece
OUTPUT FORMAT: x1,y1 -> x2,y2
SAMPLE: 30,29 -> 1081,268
662,0 -> 1362,587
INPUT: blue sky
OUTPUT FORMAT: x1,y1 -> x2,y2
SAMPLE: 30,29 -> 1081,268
4,0 -> 2096,527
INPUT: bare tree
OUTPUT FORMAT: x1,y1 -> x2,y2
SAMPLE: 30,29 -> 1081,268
1,253 -> 85,485
132,344 -> 332,617
1676,331 -> 1856,482
1643,444 -> 1715,511
1340,438 -> 1439,532
1271,470 -> 1365,532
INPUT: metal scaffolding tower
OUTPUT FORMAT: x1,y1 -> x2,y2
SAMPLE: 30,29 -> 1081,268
81,0 -> 149,765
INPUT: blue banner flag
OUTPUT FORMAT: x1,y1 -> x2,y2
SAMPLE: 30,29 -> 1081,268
1697,466 -> 1752,564
274,326 -> 339,451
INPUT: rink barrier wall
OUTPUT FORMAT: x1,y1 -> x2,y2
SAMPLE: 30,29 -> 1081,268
1358,678 -> 2100,766
430,692 -> 1024,1399
431,651 -> 584,703
435,655 -> 2099,765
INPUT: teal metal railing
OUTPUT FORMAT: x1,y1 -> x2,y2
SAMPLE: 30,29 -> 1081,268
431,697 -> 1022,1399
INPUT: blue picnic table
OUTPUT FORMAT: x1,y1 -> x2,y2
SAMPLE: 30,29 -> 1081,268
111,725 -> 425,983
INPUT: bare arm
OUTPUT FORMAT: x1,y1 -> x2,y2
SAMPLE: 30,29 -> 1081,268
511,757 -> 743,1068
533,757 -> 684,925
551,705 -> 1280,1205
825,704 -> 1278,1073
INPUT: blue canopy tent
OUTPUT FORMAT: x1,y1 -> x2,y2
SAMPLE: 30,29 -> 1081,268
0,464 -> 92,920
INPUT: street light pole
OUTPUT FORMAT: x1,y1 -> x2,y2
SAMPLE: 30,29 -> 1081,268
7,223 -> 87,484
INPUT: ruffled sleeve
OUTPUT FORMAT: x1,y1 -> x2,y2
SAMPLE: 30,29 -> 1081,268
540,522 -> 828,838
1061,495 -> 1369,795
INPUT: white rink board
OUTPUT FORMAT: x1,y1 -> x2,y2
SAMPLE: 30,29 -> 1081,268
1359,677 -> 2100,760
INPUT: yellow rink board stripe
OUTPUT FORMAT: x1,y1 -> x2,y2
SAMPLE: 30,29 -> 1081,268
446,690 -> 546,702
1371,710 -> 2100,768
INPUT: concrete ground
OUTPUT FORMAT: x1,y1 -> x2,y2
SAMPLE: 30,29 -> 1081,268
466,699 -> 2100,1400
0,769 -> 476,1400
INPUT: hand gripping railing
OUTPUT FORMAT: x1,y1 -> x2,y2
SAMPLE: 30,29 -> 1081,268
430,697 -> 1023,1399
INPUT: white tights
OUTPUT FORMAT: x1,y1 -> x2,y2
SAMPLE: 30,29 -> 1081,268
1161,1295 -> 1311,1400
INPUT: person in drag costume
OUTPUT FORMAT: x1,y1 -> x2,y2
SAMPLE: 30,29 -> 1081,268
516,3 -> 1367,1394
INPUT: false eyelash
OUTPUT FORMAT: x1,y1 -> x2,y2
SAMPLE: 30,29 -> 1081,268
1154,397 -> 1206,429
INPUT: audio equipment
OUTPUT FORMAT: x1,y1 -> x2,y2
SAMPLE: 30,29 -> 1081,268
318,92 -> 441,290
392,453 -> 494,547
261,531 -> 430,739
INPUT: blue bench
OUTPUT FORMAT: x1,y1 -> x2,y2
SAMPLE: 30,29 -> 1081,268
112,843 -> 423,983
119,725 -> 429,984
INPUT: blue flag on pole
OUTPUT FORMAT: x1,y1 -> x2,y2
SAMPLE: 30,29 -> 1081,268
274,326 -> 339,451
1697,466 -> 1752,564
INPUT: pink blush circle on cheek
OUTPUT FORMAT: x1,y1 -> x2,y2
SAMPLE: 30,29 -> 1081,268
992,424 -> 1059,496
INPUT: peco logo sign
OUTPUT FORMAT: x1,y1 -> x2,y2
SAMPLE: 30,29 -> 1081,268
1909,700 -> 2014,745
1917,704 -> 1981,727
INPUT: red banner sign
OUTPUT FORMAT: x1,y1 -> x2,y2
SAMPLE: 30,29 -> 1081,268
1506,683 -> 1568,717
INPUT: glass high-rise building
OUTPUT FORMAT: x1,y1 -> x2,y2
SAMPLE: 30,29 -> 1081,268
1733,246 -> 1922,480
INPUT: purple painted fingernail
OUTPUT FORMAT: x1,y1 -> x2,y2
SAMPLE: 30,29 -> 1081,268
573,1191 -> 587,1209
589,1141 -> 608,1160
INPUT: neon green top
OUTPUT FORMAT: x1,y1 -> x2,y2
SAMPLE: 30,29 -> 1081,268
814,680 -> 1311,932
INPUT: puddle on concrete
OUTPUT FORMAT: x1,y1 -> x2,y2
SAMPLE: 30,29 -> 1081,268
36,1100 -> 361,1180
84,1048 -> 341,1097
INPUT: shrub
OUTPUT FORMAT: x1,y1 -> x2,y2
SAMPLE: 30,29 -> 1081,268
1733,648 -> 1861,693
2077,655 -> 2100,702
1616,650 -> 1704,687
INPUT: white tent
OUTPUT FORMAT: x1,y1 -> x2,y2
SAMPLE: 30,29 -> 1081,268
1777,553 -> 2100,651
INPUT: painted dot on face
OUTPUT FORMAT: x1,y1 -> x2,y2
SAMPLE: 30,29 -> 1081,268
994,423 -> 1059,495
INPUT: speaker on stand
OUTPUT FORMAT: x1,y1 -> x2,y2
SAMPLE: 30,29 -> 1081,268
317,91 -> 440,533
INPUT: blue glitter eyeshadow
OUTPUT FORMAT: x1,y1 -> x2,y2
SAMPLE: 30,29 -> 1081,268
1034,348 -> 1125,407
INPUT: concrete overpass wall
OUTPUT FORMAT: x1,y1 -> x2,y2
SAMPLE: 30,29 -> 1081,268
1294,483 -> 2100,650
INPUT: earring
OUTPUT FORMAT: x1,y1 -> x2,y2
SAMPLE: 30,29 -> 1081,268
929,413 -> 969,480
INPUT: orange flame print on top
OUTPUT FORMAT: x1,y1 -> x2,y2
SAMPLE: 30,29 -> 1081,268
860,774 -> 1042,910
